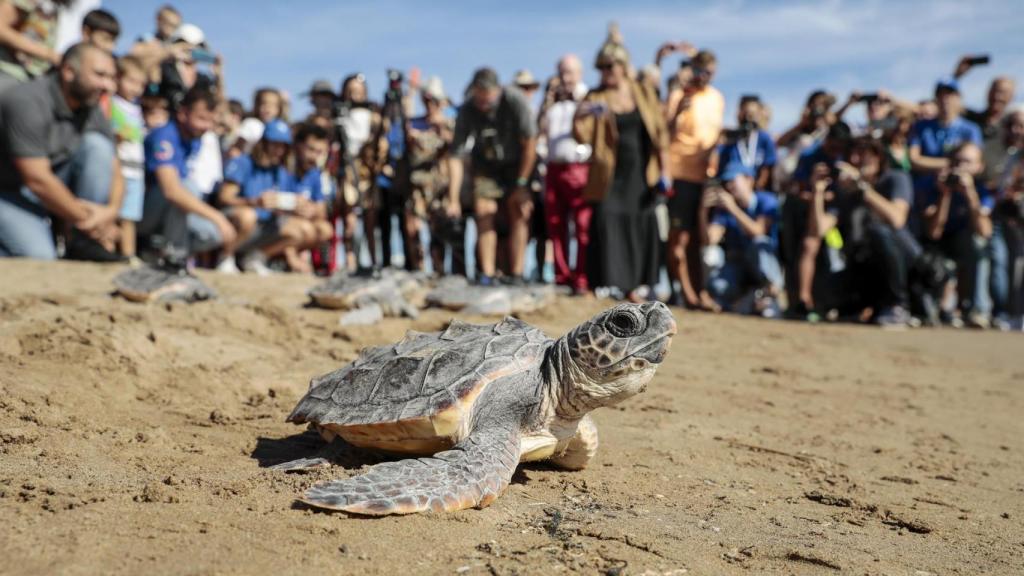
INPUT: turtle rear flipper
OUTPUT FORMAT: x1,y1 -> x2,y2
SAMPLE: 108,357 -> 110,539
301,423 -> 520,516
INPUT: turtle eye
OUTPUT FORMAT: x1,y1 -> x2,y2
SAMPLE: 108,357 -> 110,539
607,310 -> 641,338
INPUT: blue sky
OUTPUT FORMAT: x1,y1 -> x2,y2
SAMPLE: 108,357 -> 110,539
103,0 -> 1022,130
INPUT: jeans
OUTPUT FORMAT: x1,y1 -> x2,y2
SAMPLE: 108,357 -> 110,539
0,132 -> 114,259
137,182 -> 222,262
707,236 -> 783,311
982,222 -> 1010,316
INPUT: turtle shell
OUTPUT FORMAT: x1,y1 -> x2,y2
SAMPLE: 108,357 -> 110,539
113,266 -> 215,303
287,316 -> 552,454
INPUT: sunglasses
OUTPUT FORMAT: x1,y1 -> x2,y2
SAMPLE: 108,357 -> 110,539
692,67 -> 712,78
596,62 -> 614,72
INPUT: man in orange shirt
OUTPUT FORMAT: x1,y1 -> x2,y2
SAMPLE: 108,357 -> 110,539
665,50 -> 724,310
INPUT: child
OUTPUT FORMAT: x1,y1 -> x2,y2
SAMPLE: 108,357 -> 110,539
110,56 -> 147,257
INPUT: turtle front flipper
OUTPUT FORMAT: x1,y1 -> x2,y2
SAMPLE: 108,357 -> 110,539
301,424 -> 521,516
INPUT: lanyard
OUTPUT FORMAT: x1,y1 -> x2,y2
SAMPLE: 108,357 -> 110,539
737,131 -> 759,168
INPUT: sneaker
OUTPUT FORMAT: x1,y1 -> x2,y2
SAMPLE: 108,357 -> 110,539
240,253 -> 273,276
215,255 -> 241,275
477,274 -> 496,287
500,275 -> 527,287
874,305 -> 910,328
990,314 -> 1011,332
965,311 -> 990,330
64,230 -> 127,263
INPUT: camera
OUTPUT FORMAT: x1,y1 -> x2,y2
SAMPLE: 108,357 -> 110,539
477,127 -> 505,164
385,68 -> 404,104
944,173 -> 961,188
860,92 -> 880,104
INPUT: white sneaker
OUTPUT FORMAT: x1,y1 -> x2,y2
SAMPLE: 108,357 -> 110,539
240,254 -> 273,276
216,255 -> 241,275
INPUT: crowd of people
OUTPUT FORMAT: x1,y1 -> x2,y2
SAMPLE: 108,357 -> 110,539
1,5 -> 1022,330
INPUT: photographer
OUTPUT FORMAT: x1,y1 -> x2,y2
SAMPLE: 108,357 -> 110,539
704,167 -> 782,316
664,48 -> 724,310
985,106 -> 1024,328
538,54 -> 591,293
781,122 -> 850,319
909,78 -> 982,233
776,90 -> 836,182
447,67 -> 537,285
923,142 -> 993,326
828,137 -> 915,325
333,72 -> 384,271
714,95 -> 777,192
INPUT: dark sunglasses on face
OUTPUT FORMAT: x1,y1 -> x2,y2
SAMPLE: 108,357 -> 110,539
596,62 -> 614,72
692,67 -> 712,78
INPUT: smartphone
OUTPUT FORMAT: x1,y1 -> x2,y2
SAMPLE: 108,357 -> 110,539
967,54 -> 991,66
275,193 -> 297,211
190,47 -> 217,64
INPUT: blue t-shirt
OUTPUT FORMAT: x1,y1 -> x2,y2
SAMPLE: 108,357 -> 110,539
144,121 -> 201,192
711,191 -> 779,253
288,167 -> 325,203
925,181 -> 994,237
909,117 -> 983,159
224,154 -> 291,221
792,142 -> 840,185
716,130 -> 777,180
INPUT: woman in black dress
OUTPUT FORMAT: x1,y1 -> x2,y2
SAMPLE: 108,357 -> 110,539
573,30 -> 671,300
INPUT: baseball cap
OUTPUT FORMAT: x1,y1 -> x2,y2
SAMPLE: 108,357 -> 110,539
422,76 -> 446,102
935,76 -> 960,94
262,119 -> 292,144
170,23 -> 206,47
303,79 -> 335,97
469,67 -> 499,91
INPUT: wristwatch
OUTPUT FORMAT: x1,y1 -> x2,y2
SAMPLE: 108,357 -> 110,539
515,177 -> 529,188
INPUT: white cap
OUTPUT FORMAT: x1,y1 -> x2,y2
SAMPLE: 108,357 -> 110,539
237,118 -> 265,142
422,76 -> 446,102
171,23 -> 206,46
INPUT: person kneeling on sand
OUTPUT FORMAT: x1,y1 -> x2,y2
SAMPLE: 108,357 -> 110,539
218,119 -> 315,274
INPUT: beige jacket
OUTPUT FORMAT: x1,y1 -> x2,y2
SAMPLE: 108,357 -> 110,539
573,79 -> 669,202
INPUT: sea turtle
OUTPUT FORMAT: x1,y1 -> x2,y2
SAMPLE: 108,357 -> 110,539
276,301 -> 677,515
308,269 -> 425,325
113,263 -> 216,303
425,276 -> 559,316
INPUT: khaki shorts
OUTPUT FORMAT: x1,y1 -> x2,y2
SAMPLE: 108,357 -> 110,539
472,175 -> 509,201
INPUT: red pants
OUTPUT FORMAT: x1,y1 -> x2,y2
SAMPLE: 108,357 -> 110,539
544,162 -> 592,291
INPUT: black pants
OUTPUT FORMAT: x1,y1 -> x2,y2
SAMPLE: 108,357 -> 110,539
846,223 -> 910,310
780,195 -> 808,309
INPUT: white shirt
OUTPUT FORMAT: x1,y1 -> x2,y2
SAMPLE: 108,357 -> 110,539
545,82 -> 591,164
186,132 -> 224,197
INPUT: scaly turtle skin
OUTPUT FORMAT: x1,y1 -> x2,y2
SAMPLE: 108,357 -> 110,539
279,301 -> 677,515
113,264 -> 216,303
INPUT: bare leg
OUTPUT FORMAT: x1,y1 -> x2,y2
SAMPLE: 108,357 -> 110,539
475,197 -> 498,278
119,220 -> 136,257
798,235 -> 820,310
508,187 -> 533,278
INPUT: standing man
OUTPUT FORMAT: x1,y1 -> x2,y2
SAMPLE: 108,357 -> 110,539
0,42 -> 122,259
539,54 -> 591,293
665,49 -> 724,309
447,67 -> 537,285
908,78 -> 982,234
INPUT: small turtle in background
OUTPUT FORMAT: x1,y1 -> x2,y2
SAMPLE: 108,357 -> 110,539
274,301 -> 677,515
425,276 -> 559,316
308,269 -> 426,326
113,263 -> 216,303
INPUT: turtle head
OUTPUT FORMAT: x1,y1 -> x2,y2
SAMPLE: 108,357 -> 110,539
560,302 -> 677,412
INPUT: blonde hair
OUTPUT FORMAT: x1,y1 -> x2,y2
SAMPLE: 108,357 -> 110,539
595,22 -> 630,68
